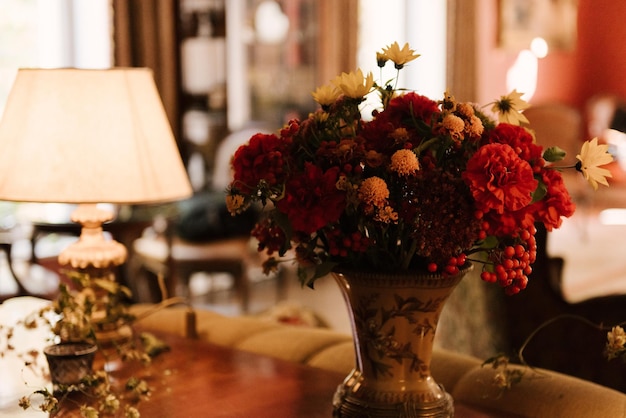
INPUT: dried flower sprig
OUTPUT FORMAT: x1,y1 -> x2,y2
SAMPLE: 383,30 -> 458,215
4,271 -> 172,417
480,314 -> 626,396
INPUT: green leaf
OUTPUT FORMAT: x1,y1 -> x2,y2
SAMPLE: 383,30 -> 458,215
543,146 -> 566,163
531,178 -> 547,203
92,278 -> 119,294
480,235 -> 499,250
298,261 -> 337,289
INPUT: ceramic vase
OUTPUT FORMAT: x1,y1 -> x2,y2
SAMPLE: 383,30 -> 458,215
332,264 -> 472,418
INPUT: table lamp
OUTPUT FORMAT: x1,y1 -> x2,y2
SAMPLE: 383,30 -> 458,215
0,68 -> 193,272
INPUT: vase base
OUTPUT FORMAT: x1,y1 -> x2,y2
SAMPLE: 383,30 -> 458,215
333,383 -> 454,418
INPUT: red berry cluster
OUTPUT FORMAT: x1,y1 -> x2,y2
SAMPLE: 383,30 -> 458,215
326,228 -> 370,258
480,225 -> 537,295
428,253 -> 468,275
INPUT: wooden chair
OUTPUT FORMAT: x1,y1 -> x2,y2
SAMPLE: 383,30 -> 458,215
128,124 -> 284,312
524,102 -> 583,162
523,103 -> 588,200
128,212 -> 258,312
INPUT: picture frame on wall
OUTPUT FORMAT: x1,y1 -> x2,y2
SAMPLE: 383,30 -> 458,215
498,0 -> 578,51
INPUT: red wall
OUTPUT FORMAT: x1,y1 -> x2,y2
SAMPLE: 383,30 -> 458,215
574,0 -> 626,105
476,0 -> 626,112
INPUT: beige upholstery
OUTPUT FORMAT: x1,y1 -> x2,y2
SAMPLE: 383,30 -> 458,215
524,103 -> 583,159
131,304 -> 626,417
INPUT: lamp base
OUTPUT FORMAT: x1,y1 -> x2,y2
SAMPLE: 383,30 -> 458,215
57,203 -> 127,269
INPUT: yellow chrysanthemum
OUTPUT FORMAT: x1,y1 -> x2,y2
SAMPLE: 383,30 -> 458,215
491,90 -> 530,125
333,69 -> 374,99
358,176 -> 389,207
456,102 -> 475,118
376,206 -> 398,223
442,114 -> 465,139
311,83 -> 341,107
390,127 -> 409,141
466,115 -> 484,138
381,41 -> 420,69
390,149 -> 420,176
576,137 -> 613,190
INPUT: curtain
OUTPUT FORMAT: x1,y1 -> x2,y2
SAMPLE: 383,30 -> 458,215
111,0 -> 180,138
317,0 -> 358,86
446,0 -> 477,102
111,0 -> 358,137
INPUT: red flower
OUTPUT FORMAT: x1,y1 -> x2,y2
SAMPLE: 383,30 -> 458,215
463,143 -> 537,214
362,92 -> 440,155
534,169 -> 576,230
231,133 -> 288,194
487,123 -> 544,171
484,207 -> 535,236
276,163 -> 346,234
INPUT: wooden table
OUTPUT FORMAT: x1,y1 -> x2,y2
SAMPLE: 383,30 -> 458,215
49,332 -> 517,418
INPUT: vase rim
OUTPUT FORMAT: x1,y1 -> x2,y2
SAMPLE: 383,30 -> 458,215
44,342 -> 98,358
333,262 -> 473,279
332,262 -> 473,288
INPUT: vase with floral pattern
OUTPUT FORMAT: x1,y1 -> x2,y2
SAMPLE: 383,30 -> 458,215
332,264 -> 472,418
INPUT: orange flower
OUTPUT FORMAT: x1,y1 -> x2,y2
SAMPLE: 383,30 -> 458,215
390,149 -> 419,176
358,177 -> 389,208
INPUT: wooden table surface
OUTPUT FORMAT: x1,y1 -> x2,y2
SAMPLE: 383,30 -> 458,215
51,332 -> 517,418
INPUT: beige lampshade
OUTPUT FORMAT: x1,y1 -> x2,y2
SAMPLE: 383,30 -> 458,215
0,68 -> 193,269
0,67 -> 192,204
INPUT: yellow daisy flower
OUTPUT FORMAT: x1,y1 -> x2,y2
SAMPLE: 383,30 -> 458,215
333,69 -> 374,99
576,137 -> 613,190
381,41 -> 420,69
311,83 -> 341,107
491,90 -> 530,125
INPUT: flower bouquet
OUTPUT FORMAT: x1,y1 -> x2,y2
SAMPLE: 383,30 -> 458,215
226,42 -> 613,296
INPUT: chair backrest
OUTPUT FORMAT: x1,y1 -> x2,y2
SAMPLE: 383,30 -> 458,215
585,93 -> 622,139
524,103 -> 583,164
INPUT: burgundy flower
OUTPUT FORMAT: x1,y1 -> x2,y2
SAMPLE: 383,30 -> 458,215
384,92 -> 440,126
362,92 -> 440,155
231,133 -> 288,194
276,163 -> 346,234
